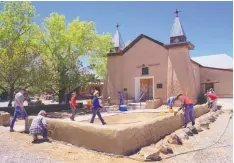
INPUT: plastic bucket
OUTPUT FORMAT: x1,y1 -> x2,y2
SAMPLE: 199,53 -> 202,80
119,105 -> 127,111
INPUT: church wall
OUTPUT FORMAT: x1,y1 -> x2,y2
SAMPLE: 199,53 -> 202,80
191,61 -> 201,97
167,45 -> 197,103
122,38 -> 168,101
200,67 -> 233,97
104,55 -> 124,103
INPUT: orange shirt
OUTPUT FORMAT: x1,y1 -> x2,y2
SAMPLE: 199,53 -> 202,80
178,95 -> 192,105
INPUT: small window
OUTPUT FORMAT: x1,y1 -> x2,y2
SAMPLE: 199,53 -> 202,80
157,83 -> 163,89
142,67 -> 149,75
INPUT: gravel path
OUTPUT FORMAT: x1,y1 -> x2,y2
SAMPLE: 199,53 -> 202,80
160,110 -> 233,163
0,110 -> 232,163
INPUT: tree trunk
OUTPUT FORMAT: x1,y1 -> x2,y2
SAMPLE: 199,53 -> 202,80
8,86 -> 14,107
58,89 -> 66,104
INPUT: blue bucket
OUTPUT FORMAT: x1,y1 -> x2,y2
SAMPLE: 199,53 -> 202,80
119,105 -> 127,111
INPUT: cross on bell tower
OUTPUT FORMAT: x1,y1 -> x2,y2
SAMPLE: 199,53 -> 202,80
173,9 -> 181,17
116,23 -> 120,29
112,23 -> 125,52
170,9 -> 187,43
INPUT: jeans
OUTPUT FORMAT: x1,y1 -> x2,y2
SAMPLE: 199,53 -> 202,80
10,106 -> 27,129
41,127 -> 48,138
70,106 -> 76,120
90,108 -> 105,124
184,104 -> 195,127
211,100 -> 217,111
208,102 -> 212,109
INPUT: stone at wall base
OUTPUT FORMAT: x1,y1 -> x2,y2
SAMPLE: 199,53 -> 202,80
0,111 -> 10,126
139,146 -> 161,161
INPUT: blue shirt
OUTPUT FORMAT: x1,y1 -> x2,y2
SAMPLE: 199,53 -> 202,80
167,97 -> 175,108
92,96 -> 101,109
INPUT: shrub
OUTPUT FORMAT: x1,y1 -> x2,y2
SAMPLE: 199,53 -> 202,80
197,93 -> 207,104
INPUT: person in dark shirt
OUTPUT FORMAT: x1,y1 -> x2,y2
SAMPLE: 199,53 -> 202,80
90,90 -> 106,125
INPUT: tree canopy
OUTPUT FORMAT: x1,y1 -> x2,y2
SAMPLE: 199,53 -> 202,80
0,2 -> 113,105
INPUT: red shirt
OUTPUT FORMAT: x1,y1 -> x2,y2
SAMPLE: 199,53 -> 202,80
70,96 -> 76,107
206,94 -> 218,100
178,95 -> 193,105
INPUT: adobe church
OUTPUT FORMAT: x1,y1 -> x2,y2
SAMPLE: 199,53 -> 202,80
103,10 -> 233,103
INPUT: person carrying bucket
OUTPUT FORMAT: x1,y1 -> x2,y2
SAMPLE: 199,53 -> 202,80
90,90 -> 106,125
174,94 -> 195,128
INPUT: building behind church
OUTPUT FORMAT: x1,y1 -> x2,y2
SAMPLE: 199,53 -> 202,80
103,11 -> 233,104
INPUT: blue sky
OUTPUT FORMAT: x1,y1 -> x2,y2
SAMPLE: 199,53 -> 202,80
32,1 -> 233,67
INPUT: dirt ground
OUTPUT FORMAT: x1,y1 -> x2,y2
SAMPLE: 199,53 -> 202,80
1,110 -> 232,163
80,112 -> 163,125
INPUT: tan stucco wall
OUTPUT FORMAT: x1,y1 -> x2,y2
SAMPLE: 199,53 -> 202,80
25,104 -> 209,155
191,62 -> 201,97
122,38 -> 168,100
104,55 -> 123,102
200,67 -> 233,97
167,45 -> 197,102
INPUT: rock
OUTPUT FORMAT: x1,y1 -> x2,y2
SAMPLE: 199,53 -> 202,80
155,141 -> 173,154
188,126 -> 198,134
217,110 -> 224,115
194,125 -> 203,132
197,116 -> 211,125
200,122 -> 210,130
139,146 -> 161,161
183,128 -> 194,136
207,115 -> 216,123
210,112 -> 219,118
177,131 -> 189,140
167,134 -> 182,145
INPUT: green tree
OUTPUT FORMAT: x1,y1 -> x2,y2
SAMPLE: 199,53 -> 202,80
40,13 -> 112,103
88,34 -> 113,78
0,2 -> 43,106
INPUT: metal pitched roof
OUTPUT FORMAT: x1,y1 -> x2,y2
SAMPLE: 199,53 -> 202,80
170,16 -> 186,38
112,29 -> 125,50
191,54 -> 233,69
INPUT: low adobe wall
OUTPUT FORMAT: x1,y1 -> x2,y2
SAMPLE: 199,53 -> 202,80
25,104 -> 209,155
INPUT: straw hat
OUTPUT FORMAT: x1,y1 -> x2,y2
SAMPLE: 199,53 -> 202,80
38,110 -> 47,116
93,90 -> 99,96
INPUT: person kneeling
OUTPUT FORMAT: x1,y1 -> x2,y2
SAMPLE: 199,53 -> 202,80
29,110 -> 50,143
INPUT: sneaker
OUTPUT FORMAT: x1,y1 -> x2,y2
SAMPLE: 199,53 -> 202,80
102,122 -> 107,125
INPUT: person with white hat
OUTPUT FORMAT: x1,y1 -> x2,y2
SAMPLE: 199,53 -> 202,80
90,90 -> 106,125
29,110 -> 50,143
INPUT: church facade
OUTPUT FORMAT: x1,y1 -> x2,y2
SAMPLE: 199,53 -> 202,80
103,12 -> 233,104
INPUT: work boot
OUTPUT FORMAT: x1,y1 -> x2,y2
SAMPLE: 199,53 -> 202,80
32,135 -> 38,143
182,125 -> 187,128
43,137 -> 52,143
9,128 -> 14,132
